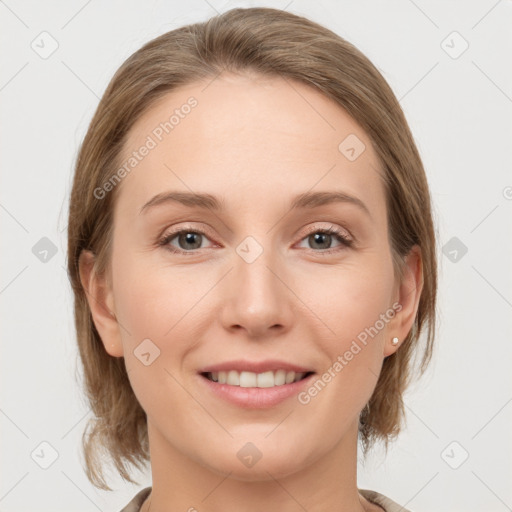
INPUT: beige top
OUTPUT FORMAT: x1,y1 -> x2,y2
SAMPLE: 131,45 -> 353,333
120,486 -> 412,512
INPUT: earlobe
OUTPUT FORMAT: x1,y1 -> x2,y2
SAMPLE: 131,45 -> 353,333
78,250 -> 124,358
384,245 -> 424,357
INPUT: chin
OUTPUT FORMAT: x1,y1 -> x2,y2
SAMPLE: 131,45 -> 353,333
200,445 -> 312,482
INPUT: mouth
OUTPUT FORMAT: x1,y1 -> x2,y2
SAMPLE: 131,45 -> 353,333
197,359 -> 317,408
200,370 -> 315,388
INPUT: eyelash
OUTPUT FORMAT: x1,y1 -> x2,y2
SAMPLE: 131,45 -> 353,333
157,224 -> 354,257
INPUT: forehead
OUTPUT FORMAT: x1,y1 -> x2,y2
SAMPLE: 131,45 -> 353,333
115,72 -> 385,221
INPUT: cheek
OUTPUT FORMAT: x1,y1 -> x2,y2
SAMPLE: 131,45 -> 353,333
307,262 -> 394,342
301,258 -> 396,404
297,263 -> 394,426
113,254 -> 189,339
111,258 -> 198,415
112,256 -> 214,379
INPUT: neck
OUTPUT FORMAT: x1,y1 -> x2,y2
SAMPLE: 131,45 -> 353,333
141,419 -> 373,512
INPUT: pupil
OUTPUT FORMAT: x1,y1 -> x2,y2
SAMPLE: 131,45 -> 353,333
181,232 -> 201,249
312,233 -> 330,249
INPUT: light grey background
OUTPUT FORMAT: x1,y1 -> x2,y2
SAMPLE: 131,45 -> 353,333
1,1 -> 511,511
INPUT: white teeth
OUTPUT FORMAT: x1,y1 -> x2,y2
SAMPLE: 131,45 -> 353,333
206,370 -> 309,387
256,371 -> 274,388
274,369 -> 286,386
240,371 -> 257,387
227,370 -> 240,386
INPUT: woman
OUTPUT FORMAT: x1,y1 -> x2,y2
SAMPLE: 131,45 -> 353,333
67,7 -> 437,512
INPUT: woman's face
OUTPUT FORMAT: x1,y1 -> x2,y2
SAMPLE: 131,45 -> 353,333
86,72 -> 421,480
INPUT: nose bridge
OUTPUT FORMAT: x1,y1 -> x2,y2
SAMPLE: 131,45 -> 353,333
235,233 -> 284,309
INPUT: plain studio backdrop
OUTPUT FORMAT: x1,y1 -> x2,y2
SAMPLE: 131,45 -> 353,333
1,1 -> 511,511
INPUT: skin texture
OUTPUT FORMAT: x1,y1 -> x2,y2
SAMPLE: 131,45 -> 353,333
80,72 -> 423,512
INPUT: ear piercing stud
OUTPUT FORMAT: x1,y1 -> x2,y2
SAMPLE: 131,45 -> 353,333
391,337 -> 399,346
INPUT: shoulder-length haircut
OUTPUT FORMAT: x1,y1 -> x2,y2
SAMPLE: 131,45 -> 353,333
67,7 -> 438,491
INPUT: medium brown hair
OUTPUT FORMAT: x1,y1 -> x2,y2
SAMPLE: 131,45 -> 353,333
67,7 -> 438,491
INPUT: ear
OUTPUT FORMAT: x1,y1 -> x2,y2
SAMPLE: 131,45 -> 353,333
383,245 -> 424,357
78,249 -> 124,358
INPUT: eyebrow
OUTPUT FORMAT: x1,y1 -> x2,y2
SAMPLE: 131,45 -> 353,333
139,190 -> 371,218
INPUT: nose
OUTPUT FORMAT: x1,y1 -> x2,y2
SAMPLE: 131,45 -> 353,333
219,243 -> 295,340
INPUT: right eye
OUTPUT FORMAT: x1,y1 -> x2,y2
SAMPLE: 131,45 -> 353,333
158,227 -> 216,254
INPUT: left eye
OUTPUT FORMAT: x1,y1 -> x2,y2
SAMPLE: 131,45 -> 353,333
158,226 -> 353,254
297,228 -> 353,251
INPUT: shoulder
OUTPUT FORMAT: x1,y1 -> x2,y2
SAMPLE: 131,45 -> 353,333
119,487 -> 152,512
119,486 -> 410,512
359,488 -> 413,512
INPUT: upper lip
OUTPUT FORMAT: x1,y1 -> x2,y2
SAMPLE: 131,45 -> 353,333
198,359 -> 314,374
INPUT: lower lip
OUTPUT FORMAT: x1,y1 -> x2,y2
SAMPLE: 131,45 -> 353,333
198,373 -> 315,409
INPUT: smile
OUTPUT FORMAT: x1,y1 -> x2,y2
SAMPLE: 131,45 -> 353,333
199,371 -> 316,409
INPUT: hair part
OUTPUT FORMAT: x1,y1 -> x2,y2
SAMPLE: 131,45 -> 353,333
67,7 -> 437,490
